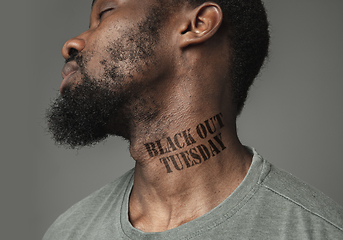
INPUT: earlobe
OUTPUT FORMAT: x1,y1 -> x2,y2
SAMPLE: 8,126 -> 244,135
179,3 -> 223,48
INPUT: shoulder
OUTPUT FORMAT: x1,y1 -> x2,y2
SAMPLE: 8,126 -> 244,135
261,162 -> 343,231
43,168 -> 134,240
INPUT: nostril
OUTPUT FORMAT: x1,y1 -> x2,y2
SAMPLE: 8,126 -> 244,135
69,48 -> 79,58
66,48 -> 79,63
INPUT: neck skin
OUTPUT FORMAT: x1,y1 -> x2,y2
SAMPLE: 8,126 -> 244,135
126,45 -> 253,232
129,118 -> 252,233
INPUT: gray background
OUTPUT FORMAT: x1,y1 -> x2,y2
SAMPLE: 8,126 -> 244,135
1,0 -> 342,239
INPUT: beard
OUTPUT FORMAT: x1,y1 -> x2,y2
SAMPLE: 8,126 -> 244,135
46,5 -> 167,149
46,77 -> 132,149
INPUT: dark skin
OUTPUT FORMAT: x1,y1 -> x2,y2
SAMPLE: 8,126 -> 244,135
61,0 -> 252,232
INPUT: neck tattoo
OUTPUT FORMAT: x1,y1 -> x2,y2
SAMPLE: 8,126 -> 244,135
143,113 -> 227,173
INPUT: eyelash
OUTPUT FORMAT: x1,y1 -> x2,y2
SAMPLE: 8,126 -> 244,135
99,8 -> 114,19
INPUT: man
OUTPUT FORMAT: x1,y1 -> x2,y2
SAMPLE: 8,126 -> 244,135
44,0 -> 343,239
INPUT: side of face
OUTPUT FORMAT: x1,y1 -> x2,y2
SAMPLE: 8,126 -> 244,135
47,0 -> 226,148
47,0 -> 178,148
62,0 -> 173,93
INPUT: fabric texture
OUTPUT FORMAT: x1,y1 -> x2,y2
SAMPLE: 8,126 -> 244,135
43,149 -> 343,239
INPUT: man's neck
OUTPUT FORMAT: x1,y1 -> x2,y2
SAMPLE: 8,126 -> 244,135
127,111 -> 252,232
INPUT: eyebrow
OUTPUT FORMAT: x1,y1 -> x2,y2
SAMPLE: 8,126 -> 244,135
90,0 -> 98,27
92,0 -> 98,8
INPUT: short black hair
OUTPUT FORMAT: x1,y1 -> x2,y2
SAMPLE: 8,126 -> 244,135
162,0 -> 270,114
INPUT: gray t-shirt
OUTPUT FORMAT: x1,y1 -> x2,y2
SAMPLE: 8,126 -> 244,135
43,149 -> 343,239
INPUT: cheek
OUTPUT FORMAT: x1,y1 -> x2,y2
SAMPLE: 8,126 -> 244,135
84,54 -> 107,78
81,40 -> 111,80
82,31 -> 116,78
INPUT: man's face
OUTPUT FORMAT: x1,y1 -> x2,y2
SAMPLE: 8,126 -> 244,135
46,0 -> 172,148
61,0 -> 166,93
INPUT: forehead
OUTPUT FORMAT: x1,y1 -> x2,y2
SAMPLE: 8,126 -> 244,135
91,0 -> 160,13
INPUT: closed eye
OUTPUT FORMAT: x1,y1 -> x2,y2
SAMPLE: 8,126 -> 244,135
99,8 -> 114,20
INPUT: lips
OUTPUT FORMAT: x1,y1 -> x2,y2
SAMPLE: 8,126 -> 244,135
60,61 -> 79,93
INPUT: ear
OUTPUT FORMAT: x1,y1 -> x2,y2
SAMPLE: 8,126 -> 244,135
179,2 -> 223,48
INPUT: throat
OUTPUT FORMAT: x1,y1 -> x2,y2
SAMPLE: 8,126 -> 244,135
127,113 -> 252,232
129,112 -> 228,170
128,144 -> 252,233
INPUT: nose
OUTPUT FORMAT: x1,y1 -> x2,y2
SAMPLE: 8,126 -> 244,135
62,36 -> 86,60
